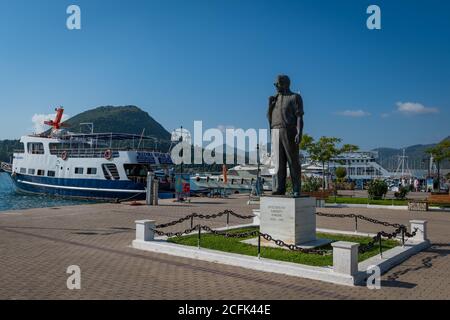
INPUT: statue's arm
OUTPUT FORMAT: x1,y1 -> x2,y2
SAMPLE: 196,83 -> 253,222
267,95 -> 277,128
295,94 -> 304,143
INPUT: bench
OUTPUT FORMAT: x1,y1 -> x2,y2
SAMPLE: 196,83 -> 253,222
302,190 -> 332,207
302,190 -> 332,200
427,193 -> 450,207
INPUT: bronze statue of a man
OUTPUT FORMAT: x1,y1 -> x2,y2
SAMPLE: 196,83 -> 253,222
267,75 -> 303,197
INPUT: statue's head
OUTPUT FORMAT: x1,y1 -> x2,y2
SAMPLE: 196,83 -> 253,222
274,75 -> 291,93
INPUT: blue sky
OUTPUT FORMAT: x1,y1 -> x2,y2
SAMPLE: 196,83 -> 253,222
0,0 -> 449,150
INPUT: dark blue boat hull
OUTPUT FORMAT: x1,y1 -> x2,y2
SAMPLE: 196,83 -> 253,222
11,173 -> 173,201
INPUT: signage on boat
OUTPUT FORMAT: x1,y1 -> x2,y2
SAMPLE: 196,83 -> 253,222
136,152 -> 157,164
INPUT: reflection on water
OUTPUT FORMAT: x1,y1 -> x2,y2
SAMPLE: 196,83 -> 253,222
0,173 -> 97,212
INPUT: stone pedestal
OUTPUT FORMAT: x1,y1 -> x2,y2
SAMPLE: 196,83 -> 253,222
260,196 -> 317,245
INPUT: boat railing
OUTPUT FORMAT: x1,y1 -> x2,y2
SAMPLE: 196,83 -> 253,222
49,148 -> 159,159
127,176 -> 148,184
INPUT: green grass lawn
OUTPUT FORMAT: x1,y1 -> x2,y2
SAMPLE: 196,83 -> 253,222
325,196 -> 449,207
325,197 -> 408,206
167,227 -> 399,267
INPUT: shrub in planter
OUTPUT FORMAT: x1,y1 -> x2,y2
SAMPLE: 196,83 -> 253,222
301,176 -> 323,192
367,180 -> 388,200
394,186 -> 409,200
285,176 -> 324,194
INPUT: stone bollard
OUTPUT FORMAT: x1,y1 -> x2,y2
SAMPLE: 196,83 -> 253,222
153,179 -> 159,206
331,241 -> 359,276
146,172 -> 154,206
135,220 -> 156,242
409,220 -> 428,242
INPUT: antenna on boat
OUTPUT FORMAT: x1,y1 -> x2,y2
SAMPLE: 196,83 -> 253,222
137,128 -> 145,149
393,149 -> 413,184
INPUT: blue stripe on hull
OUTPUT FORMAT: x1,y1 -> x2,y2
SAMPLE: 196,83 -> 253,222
13,174 -> 147,200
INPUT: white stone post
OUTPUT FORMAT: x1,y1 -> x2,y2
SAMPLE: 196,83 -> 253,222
135,220 -> 156,241
331,241 -> 359,276
252,209 -> 260,226
409,220 -> 428,242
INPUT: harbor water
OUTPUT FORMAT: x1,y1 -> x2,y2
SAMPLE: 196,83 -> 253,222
0,173 -> 97,212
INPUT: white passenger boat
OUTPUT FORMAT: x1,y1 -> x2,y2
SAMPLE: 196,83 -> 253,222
3,108 -> 174,201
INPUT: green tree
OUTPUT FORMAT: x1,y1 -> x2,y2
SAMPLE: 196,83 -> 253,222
300,135 -> 359,189
335,167 -> 347,182
426,140 -> 450,190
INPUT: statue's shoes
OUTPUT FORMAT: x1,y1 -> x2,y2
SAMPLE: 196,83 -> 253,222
271,191 -> 285,196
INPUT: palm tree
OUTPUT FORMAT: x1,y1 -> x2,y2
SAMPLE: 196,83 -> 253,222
426,140 -> 450,191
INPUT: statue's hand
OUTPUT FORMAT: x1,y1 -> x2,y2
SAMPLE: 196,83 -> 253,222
269,95 -> 276,105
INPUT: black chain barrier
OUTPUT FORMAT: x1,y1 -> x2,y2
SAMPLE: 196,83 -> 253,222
152,225 -> 201,238
315,211 -> 418,252
155,209 -> 254,229
152,224 -> 418,255
359,227 -> 418,253
315,211 -> 404,229
152,224 -> 330,255
257,232 -> 330,255
152,210 -> 419,256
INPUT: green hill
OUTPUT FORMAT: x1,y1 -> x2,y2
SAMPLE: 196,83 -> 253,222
61,105 -> 171,140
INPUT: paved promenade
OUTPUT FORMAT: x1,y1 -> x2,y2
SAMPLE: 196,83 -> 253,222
0,195 -> 448,300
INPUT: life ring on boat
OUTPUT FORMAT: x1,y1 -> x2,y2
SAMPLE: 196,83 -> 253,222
104,149 -> 113,160
61,151 -> 68,161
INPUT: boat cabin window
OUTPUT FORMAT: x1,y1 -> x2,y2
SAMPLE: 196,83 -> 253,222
37,170 -> 45,176
102,164 -> 120,180
124,164 -> 150,178
27,143 -> 45,155
20,168 -> 26,174
28,169 -> 35,175
87,168 -> 97,175
15,143 -> 25,153
47,171 -> 56,177
75,167 -> 84,175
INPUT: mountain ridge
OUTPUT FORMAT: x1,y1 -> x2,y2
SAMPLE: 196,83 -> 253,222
60,105 -> 171,140
372,136 -> 450,170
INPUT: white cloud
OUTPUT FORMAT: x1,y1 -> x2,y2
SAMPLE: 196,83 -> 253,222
31,113 -> 70,134
381,113 -> 390,118
335,110 -> 371,117
396,102 -> 439,115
